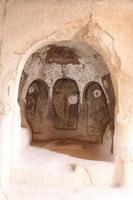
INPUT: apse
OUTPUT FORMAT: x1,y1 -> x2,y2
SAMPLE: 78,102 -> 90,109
18,41 -> 115,152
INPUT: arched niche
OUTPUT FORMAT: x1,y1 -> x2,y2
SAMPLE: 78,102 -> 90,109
84,81 -> 110,143
18,41 -> 115,144
52,78 -> 79,130
25,79 -> 49,138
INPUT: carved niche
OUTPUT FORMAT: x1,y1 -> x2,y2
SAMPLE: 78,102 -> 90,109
18,43 -> 116,144
25,79 -> 48,134
84,82 -> 110,142
52,78 -> 79,130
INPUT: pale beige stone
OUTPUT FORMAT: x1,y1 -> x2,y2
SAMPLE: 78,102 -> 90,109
0,0 -> 133,196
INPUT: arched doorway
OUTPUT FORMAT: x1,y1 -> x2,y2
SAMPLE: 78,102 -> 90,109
84,81 -> 110,144
52,78 -> 79,130
25,79 -> 48,140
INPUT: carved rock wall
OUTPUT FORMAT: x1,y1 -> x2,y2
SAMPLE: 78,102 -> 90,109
0,0 -> 133,187
18,42 -> 114,143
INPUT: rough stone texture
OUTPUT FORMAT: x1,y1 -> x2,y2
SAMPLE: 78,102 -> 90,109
18,43 -> 114,143
0,0 -> 133,189
3,144 -> 132,200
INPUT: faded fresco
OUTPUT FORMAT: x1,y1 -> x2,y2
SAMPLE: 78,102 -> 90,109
84,82 -> 110,143
18,42 -> 115,143
26,79 -> 48,134
52,78 -> 79,130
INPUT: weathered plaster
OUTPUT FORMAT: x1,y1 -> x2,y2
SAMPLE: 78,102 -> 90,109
0,0 -> 133,188
18,42 -> 114,142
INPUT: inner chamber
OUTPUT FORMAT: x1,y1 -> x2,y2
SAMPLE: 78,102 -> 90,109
18,41 -> 115,157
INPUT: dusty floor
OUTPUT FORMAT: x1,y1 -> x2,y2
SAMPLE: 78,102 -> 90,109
32,138 -> 113,161
3,139 -> 133,200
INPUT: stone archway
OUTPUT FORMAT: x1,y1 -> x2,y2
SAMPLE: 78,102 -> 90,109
0,1 -> 132,193
17,41 -> 115,163
0,41 -> 120,191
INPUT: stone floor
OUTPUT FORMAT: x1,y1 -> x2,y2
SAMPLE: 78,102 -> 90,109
3,140 -> 133,200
